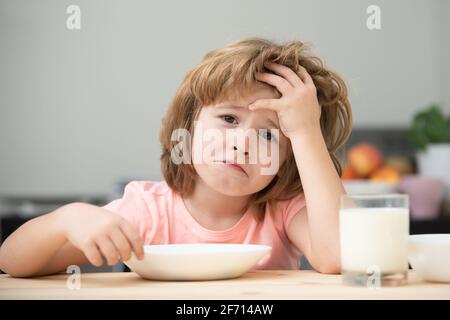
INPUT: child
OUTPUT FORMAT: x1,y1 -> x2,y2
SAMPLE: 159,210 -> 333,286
0,37 -> 352,277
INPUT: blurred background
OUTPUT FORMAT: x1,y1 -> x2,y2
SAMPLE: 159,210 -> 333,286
1,0 -> 449,272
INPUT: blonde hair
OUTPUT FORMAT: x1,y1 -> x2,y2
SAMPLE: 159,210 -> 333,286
160,37 -> 352,220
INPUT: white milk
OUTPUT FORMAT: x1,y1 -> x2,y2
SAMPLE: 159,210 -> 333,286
339,207 -> 409,274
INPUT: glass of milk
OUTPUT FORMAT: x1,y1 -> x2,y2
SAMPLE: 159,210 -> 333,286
339,194 -> 409,287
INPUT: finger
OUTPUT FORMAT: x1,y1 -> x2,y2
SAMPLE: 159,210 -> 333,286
119,221 -> 144,260
255,72 -> 292,96
109,229 -> 132,261
82,241 -> 103,267
264,62 -> 304,87
297,65 -> 315,87
248,99 -> 280,112
96,236 -> 120,266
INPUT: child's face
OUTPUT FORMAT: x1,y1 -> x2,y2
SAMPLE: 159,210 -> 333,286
191,84 -> 290,196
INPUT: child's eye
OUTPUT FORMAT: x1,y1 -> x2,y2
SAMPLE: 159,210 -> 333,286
220,115 -> 238,125
259,129 -> 273,141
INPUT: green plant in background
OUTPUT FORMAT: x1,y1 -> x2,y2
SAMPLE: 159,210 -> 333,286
407,103 -> 450,151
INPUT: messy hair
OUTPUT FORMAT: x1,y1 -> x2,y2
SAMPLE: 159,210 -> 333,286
160,37 -> 352,221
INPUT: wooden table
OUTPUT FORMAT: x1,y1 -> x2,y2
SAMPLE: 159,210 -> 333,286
1,270 -> 449,300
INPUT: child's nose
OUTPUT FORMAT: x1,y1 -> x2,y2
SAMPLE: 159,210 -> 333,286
233,145 -> 251,166
233,145 -> 249,157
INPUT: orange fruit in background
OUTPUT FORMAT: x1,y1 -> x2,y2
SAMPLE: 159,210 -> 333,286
369,165 -> 401,182
341,165 -> 361,180
347,143 -> 383,178
384,155 -> 414,175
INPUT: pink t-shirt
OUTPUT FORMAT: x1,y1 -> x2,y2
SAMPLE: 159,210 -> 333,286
102,180 -> 307,270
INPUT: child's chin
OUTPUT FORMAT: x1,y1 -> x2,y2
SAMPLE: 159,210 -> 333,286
206,181 -> 251,197
218,189 -> 250,197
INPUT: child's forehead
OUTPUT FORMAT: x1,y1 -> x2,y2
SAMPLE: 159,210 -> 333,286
215,83 -> 280,107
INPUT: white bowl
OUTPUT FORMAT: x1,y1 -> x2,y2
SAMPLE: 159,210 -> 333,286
343,180 -> 399,195
123,243 -> 272,281
408,234 -> 450,283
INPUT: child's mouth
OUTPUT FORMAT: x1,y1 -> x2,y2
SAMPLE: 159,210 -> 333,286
219,160 -> 247,176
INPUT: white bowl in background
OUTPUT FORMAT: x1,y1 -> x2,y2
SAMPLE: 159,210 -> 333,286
408,234 -> 450,283
123,243 -> 272,281
343,180 -> 399,195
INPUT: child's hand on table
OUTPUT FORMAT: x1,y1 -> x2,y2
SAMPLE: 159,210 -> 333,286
55,203 -> 144,267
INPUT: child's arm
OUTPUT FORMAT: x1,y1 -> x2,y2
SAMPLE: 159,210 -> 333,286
0,203 -> 84,277
249,62 -> 344,273
0,202 -> 144,277
288,129 -> 343,274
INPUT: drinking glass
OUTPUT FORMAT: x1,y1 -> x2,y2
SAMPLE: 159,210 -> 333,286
339,194 -> 410,287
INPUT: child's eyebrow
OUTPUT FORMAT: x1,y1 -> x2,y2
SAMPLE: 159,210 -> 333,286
216,104 -> 279,128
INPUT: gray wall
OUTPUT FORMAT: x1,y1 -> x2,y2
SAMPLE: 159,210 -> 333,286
438,0 -> 450,109
1,0 -> 449,197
